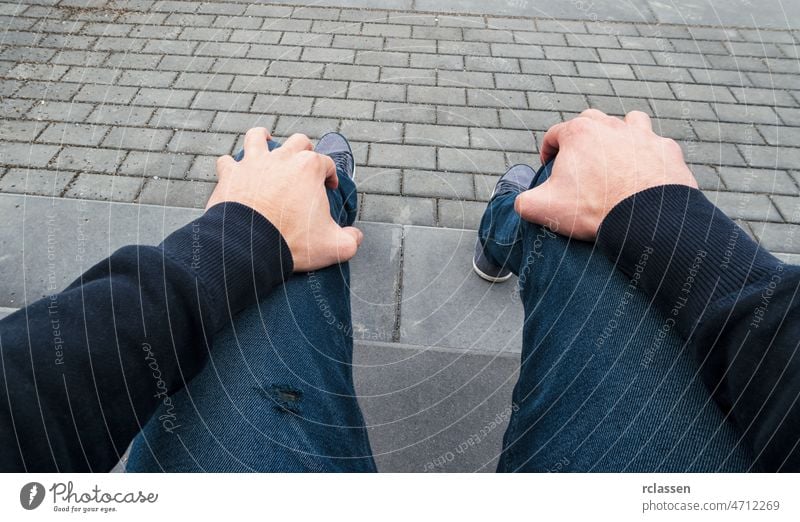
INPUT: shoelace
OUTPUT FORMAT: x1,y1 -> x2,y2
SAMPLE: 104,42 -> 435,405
329,152 -> 352,177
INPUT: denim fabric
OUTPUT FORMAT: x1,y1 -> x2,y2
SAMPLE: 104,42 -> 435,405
479,162 -> 755,472
126,140 -> 373,472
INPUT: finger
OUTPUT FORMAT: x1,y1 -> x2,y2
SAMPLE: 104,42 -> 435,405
330,225 -> 363,263
215,155 -> 236,180
540,121 -> 568,164
280,133 -> 314,154
624,110 -> 652,131
243,127 -> 271,158
514,183 -> 557,226
579,108 -> 608,121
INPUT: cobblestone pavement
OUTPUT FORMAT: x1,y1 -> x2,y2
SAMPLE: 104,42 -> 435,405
2,0 -> 800,256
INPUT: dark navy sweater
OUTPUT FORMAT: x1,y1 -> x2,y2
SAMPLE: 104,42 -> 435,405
1,187 -> 798,472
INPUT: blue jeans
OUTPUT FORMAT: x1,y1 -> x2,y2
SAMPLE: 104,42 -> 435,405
480,162 -> 755,472
126,141 -> 375,472
128,156 -> 755,472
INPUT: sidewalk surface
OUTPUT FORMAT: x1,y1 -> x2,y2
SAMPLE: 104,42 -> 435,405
1,0 -> 800,471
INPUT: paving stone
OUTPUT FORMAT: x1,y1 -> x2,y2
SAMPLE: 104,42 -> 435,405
399,226 -> 522,350
714,103 -> 780,125
274,115 -> 339,139
465,55 -> 519,73
717,166 -> 798,195
742,144 -> 800,170
0,120 -> 46,143
0,168 -> 74,196
268,60 -> 324,79
553,76 -> 614,96
355,167 -> 402,194
669,39 -> 727,55
385,37 -> 437,53
370,143 -> 436,170
403,170 -> 474,199
649,98 -> 716,120
687,164 -> 724,190
408,85 -> 466,106
185,155 -> 217,181
313,98 -> 374,119
438,199 -> 486,229
470,127 -> 535,152
174,72 -> 234,91
340,120 -> 403,143
64,173 -> 143,202
683,141 -> 743,165
691,121 -> 764,144
0,98 -> 35,120
191,91 -> 254,112
167,130 -> 236,155
439,147 -> 505,174
750,222 -> 800,253
576,61 -> 635,80
251,95 -> 313,116
288,78 -> 348,99
89,104 -> 154,126
380,66 -> 435,85
438,40 -> 491,56
610,79 -> 673,99
776,107 -> 800,126
772,196 -> 800,223
355,50 -> 409,67
463,28 -> 514,43
691,67 -> 752,87
376,101 -> 436,124
302,47 -> 356,64
348,81 -> 406,102
13,81 -> 81,102
703,190 -> 782,221
102,126 -> 173,151
360,194 -> 435,226
405,124 -> 468,147
512,30 -> 568,47
230,75 -> 289,94
474,72 -> 537,91
229,29 -> 282,45
757,125 -> 800,148
634,63 -> 692,82
133,88 -> 197,108
150,108 -> 215,131
120,150 -> 194,178
117,70 -> 177,88
138,178 -> 215,208
409,52 -> 464,70
545,45 -> 598,62
669,82 -> 737,103
211,58 -> 269,75
729,86 -> 797,107
498,109 -> 562,131
209,111 -> 278,134
8,63 -> 68,81
157,55 -> 215,73
361,23 -> 411,38
468,89 -> 527,109
327,63 -> 380,82
55,147 -> 125,173
490,43 -> 545,59
436,105 -> 499,127
38,122 -> 109,147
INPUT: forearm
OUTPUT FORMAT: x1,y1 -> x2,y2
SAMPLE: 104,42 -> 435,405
0,202 -> 292,471
596,184 -> 800,471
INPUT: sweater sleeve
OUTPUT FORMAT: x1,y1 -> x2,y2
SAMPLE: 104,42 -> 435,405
0,202 -> 292,472
596,184 -> 800,472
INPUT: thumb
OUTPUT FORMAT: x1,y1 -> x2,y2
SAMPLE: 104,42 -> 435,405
330,226 -> 363,263
514,183 -> 557,226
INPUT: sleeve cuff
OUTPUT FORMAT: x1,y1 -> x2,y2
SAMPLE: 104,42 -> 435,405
158,202 -> 293,333
596,184 -> 783,337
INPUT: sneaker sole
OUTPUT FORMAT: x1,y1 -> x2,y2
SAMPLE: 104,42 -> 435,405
472,258 -> 513,283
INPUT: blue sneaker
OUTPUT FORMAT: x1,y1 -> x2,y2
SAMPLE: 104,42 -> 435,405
472,164 -> 537,283
315,132 -> 356,181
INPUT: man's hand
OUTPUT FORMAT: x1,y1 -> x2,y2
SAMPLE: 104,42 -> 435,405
206,128 -> 363,272
515,109 -> 698,240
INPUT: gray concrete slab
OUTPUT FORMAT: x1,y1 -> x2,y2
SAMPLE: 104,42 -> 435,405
399,225 -> 524,353
354,341 -> 518,472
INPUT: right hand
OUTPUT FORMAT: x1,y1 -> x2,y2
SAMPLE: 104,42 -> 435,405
206,128 -> 363,272
515,109 -> 698,241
